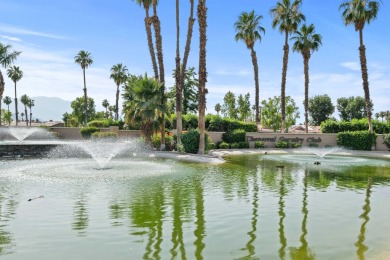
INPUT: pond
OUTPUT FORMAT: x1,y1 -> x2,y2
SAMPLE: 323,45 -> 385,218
0,153 -> 390,259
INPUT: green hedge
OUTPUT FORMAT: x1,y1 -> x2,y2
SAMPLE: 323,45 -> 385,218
91,132 -> 118,140
321,119 -> 390,134
222,129 -> 246,143
275,141 -> 289,148
254,141 -> 265,148
336,131 -> 376,150
80,127 -> 100,139
181,129 -> 211,154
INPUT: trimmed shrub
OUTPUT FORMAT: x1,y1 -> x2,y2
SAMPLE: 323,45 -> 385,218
216,140 -> 223,149
254,141 -> 265,148
291,143 -> 302,148
222,129 -> 246,143
309,143 -> 319,148
152,134 -> 174,151
80,127 -> 100,139
208,142 -> 216,150
384,133 -> 390,149
181,129 -> 211,154
231,143 -> 240,149
219,142 -> 230,149
337,130 -> 376,150
88,120 -> 106,128
275,141 -> 289,148
239,141 -> 250,149
91,132 -> 118,140
321,118 -> 390,134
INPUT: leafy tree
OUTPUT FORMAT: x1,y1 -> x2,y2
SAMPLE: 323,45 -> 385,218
337,96 -> 373,121
308,94 -> 335,125
197,0 -> 207,155
62,112 -> 70,127
110,63 -> 128,120
215,103 -> 221,116
74,50 -> 93,125
221,91 -> 237,119
234,10 -> 265,124
237,93 -> 251,121
261,96 -> 299,132
171,67 -> 199,115
20,94 -> 29,126
291,24 -> 322,133
70,96 -> 96,126
7,65 -> 23,126
339,0 -> 381,133
271,0 -> 305,132
3,96 -> 11,111
0,42 -> 20,126
122,74 -> 167,142
28,98 -> 34,126
2,110 -> 12,126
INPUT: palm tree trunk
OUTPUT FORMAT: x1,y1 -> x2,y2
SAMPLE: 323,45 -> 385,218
24,105 -> 28,126
151,1 -> 166,151
0,95 -> 2,127
359,29 -> 373,133
197,0 -> 207,155
175,0 -> 183,147
115,84 -> 120,121
303,52 -> 310,133
144,8 -> 159,80
14,82 -> 18,126
29,107 -> 32,126
83,67 -> 88,125
280,31 -> 289,133
250,47 -> 260,125
181,0 -> 195,80
0,70 -> 4,127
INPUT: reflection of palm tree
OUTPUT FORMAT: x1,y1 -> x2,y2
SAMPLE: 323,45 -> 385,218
194,177 -> 205,260
355,177 -> 372,260
0,186 -> 18,255
278,168 -> 287,260
72,197 -> 89,235
170,182 -> 187,259
290,169 -> 316,260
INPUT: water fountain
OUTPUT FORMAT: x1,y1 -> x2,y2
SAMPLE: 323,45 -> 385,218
0,127 -> 56,142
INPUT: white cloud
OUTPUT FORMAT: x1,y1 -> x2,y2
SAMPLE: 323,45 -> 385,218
0,35 -> 22,42
214,68 -> 252,77
0,23 -> 69,40
340,61 -> 360,71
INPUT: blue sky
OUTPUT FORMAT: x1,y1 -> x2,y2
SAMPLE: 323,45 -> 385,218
1,0 -> 389,122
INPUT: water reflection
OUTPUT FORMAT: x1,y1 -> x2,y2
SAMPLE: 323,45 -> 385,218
0,183 -> 18,256
72,195 -> 89,235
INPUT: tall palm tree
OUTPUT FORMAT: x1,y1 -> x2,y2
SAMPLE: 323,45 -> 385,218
74,50 -> 93,126
291,24 -> 322,133
197,0 -> 207,155
28,98 -> 34,126
234,10 -> 265,125
270,0 -> 305,133
102,99 -> 110,119
110,64 -> 128,120
7,66 -> 23,126
20,94 -> 29,126
133,0 -> 159,80
3,96 -> 12,111
0,43 -> 20,126
339,0 -> 381,133
175,0 -> 196,147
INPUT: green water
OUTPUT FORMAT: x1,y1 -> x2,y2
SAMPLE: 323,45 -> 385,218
0,154 -> 390,259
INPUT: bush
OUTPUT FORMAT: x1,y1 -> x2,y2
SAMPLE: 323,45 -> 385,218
337,131 -> 377,150
208,142 -> 216,150
239,141 -> 250,149
152,134 -> 174,151
321,118 -> 390,134
222,129 -> 246,143
254,141 -> 265,148
291,143 -> 302,148
80,127 -> 100,139
231,142 -> 240,149
215,140 -> 223,149
219,142 -> 230,149
384,133 -> 390,149
88,120 -> 106,128
91,132 -> 118,140
275,141 -> 289,148
181,129 -> 211,154
309,143 -> 319,148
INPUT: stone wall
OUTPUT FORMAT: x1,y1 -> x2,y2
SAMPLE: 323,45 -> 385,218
50,127 -> 142,140
0,144 -> 58,158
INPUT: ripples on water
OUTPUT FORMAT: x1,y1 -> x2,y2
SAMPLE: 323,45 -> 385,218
0,154 -> 390,259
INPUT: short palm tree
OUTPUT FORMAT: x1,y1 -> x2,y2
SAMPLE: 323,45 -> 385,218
74,50 -> 93,125
215,103 -> 221,116
234,10 -> 265,124
197,0 -> 207,155
28,98 -> 34,126
21,112 -> 24,121
110,64 -> 128,120
339,0 -> 381,133
102,99 -> 110,118
7,65 -> 23,126
270,0 -> 305,132
20,94 -> 30,126
3,96 -> 12,111
0,43 -> 20,126
291,24 -> 322,133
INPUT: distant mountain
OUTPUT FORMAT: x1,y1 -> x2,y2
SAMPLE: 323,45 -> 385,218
30,96 -> 72,122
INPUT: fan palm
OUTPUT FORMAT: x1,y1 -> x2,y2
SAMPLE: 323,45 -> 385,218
110,64 -> 128,120
102,99 -> 110,118
74,50 -> 93,126
28,98 -> 34,126
3,96 -> 12,111
197,0 -> 207,155
234,10 -> 265,124
270,0 -> 305,132
0,43 -> 20,126
7,65 -> 23,126
339,0 -> 381,133
291,24 -> 322,133
20,94 -> 30,126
